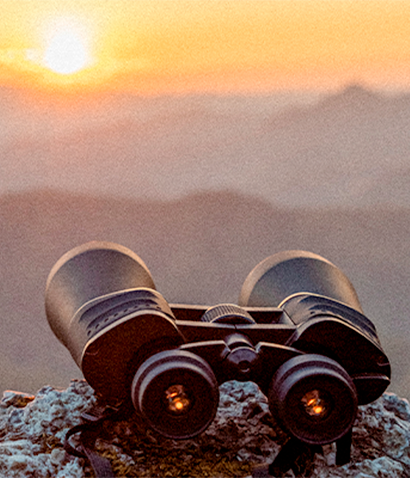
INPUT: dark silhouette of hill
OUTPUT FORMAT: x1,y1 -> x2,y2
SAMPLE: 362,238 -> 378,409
0,189 -> 409,399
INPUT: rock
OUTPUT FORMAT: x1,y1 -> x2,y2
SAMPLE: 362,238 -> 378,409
0,380 -> 94,478
0,380 -> 408,477
1,391 -> 35,408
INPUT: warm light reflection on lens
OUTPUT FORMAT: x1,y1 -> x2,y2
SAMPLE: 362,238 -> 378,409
165,384 -> 191,414
302,390 -> 328,418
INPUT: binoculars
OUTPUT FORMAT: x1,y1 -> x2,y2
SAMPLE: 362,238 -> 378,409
45,242 -> 390,463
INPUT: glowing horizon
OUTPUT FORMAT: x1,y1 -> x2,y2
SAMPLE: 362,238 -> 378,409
1,0 -> 410,97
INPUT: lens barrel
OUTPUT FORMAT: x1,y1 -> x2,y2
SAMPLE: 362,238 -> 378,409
239,250 -> 362,312
238,250 -> 391,407
131,350 -> 219,439
45,242 -> 183,401
45,241 -> 156,349
269,354 -> 358,445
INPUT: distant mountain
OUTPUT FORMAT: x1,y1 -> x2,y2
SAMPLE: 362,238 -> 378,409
0,189 -> 409,399
320,83 -> 385,105
271,83 -> 410,129
1,85 -> 410,207
271,84 -> 387,125
265,84 -> 410,206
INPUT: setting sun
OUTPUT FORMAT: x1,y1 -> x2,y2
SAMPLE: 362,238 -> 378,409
42,18 -> 92,75
0,1 -> 410,95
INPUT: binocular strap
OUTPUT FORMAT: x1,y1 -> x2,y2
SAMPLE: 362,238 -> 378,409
252,432 -> 352,477
64,407 -> 120,478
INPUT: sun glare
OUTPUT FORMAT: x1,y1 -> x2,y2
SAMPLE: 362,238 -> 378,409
2,1 -> 410,95
43,18 -> 92,75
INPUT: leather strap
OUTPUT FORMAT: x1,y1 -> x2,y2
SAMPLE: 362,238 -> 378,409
64,406 -> 121,478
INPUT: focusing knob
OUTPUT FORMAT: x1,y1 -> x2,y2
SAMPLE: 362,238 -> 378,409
200,305 -> 258,379
201,304 -> 256,325
226,346 -> 258,376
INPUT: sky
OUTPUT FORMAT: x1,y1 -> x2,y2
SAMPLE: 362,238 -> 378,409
1,0 -> 410,97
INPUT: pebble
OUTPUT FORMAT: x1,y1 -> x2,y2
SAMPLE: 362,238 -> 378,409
50,447 -> 66,466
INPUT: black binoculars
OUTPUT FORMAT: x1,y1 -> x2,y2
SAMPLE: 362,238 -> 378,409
45,242 -> 390,461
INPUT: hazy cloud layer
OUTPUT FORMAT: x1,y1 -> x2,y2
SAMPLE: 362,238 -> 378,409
1,85 -> 409,208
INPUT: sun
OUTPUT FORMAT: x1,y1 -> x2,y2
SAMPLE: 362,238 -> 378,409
42,18 -> 92,75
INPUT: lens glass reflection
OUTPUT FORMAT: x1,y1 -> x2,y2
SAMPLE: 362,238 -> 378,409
301,389 -> 329,418
165,384 -> 191,415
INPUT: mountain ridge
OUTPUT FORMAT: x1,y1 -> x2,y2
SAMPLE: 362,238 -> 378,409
2,84 -> 410,207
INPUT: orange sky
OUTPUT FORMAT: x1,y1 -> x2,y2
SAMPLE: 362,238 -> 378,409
1,0 -> 410,96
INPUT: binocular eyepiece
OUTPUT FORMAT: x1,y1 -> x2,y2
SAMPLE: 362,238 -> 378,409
45,242 -> 390,448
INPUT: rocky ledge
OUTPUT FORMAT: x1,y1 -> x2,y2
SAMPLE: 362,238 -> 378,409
0,380 -> 408,477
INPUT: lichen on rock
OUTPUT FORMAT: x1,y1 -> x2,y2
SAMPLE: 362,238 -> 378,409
0,380 -> 95,477
0,379 -> 409,477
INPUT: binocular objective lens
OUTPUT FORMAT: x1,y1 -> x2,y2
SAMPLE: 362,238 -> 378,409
165,384 -> 191,414
301,390 -> 330,418
269,354 -> 358,445
132,350 -> 219,439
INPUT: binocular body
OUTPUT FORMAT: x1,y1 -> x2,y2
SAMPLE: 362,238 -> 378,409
45,242 -> 390,446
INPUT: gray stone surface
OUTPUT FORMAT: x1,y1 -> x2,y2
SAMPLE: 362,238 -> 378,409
0,379 -> 408,477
